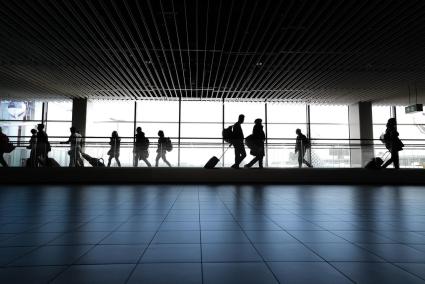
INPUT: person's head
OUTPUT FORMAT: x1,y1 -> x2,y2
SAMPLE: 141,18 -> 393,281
254,118 -> 262,125
112,131 -> 118,138
238,114 -> 245,124
37,124 -> 44,131
70,126 -> 76,134
158,130 -> 164,137
296,128 -> 302,135
387,118 -> 397,128
136,127 -> 142,133
31,129 -> 37,135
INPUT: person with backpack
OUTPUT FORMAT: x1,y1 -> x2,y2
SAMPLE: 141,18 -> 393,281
244,119 -> 266,168
381,118 -> 403,169
134,127 -> 151,167
107,131 -> 121,167
155,130 -> 171,167
295,128 -> 313,168
231,114 -> 246,169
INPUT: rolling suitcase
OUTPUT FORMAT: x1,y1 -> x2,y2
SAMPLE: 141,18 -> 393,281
204,146 -> 231,169
204,156 -> 220,169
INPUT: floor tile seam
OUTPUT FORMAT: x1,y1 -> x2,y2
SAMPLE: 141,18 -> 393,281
124,187 -> 184,284
46,196 -> 153,284
261,210 -> 357,284
390,261 -> 425,281
197,186 -> 204,284
219,194 -> 282,284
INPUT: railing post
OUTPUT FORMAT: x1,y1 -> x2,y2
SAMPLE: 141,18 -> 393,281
133,101 -> 137,167
265,101 -> 268,167
178,97 -> 181,167
222,97 -> 225,167
306,104 -> 312,165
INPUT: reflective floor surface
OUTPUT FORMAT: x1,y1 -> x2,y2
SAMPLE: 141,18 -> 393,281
1,185 -> 425,283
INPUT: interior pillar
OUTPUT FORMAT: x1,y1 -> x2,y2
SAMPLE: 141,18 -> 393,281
72,98 -> 87,139
348,101 -> 374,167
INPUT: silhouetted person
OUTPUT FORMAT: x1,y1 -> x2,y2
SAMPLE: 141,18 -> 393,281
245,119 -> 265,168
155,130 -> 171,167
0,127 -> 9,167
134,127 -> 151,167
231,114 -> 246,169
107,131 -> 121,167
60,126 -> 83,167
382,118 -> 403,169
295,128 -> 312,168
27,129 -> 38,167
36,124 -> 50,166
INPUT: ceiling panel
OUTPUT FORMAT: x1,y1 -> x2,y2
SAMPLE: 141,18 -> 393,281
1,0 -> 425,104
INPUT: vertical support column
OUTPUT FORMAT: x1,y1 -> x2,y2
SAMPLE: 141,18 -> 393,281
178,97 -> 182,167
133,101 -> 137,167
348,101 -> 374,167
264,102 -> 269,167
306,105 -> 312,164
71,98 -> 87,147
222,97 -> 225,167
41,102 -> 48,126
391,105 -> 397,120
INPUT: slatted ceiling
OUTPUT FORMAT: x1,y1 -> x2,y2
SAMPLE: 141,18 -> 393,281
1,1 -> 425,104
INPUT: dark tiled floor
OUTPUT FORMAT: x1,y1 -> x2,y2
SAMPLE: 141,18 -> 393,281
0,185 -> 425,283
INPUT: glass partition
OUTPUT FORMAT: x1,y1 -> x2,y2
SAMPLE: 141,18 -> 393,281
310,105 -> 350,167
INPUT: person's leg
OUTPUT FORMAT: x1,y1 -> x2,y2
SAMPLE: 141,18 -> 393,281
297,152 -> 303,168
302,149 -> 312,167
134,153 -> 139,167
233,146 -> 240,166
245,156 -> 258,168
115,156 -> 121,167
142,158 -> 152,167
0,153 -> 8,167
240,146 -> 246,164
258,156 -> 263,168
155,153 -> 161,167
69,149 -> 76,167
107,156 -> 112,167
393,151 -> 400,169
162,153 -> 171,167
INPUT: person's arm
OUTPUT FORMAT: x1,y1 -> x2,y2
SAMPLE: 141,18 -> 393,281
60,136 -> 71,144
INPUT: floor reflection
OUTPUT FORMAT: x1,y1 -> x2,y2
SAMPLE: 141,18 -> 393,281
0,185 -> 425,283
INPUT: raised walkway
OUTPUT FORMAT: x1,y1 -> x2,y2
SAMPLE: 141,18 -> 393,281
1,167 -> 424,185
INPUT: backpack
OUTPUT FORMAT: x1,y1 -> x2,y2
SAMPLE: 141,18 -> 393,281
165,137 -> 173,152
222,126 -> 234,143
303,137 -> 311,148
245,134 -> 255,149
299,134 -> 311,148
141,137 -> 149,150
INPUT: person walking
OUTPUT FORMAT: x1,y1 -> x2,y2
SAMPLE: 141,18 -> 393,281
134,127 -> 151,167
60,126 -> 83,167
155,130 -> 171,167
36,124 -> 50,166
382,118 -> 403,169
295,128 -> 313,168
0,127 -> 10,167
107,131 -> 121,167
231,114 -> 246,169
27,128 -> 38,167
244,119 -> 266,168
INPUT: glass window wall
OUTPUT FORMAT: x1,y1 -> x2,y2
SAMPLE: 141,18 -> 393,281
310,105 -> 350,167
